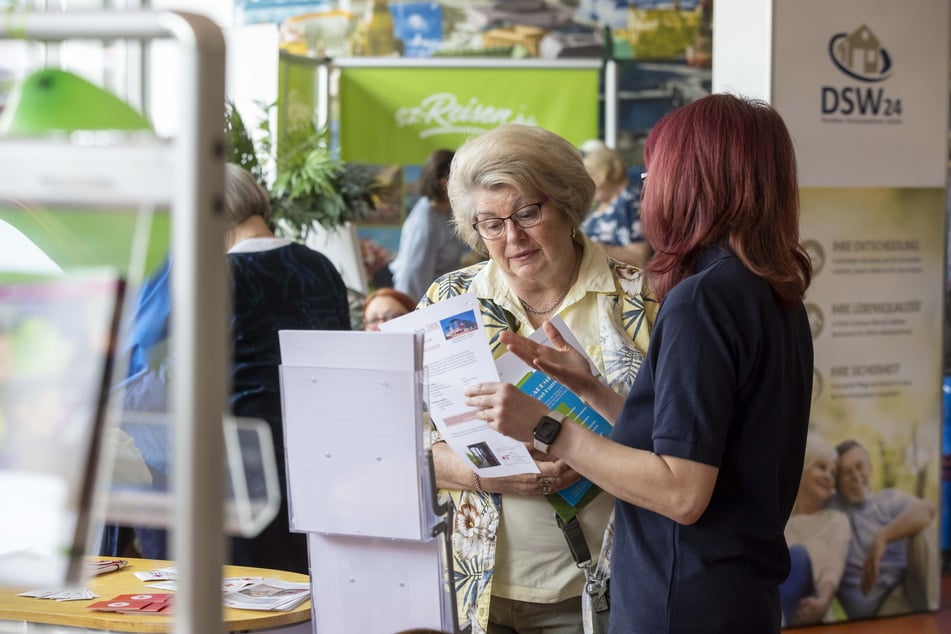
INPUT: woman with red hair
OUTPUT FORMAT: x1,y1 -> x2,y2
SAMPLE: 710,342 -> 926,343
362,287 -> 416,331
474,93 -> 814,632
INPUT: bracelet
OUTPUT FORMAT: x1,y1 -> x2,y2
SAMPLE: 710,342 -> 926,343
473,472 -> 485,494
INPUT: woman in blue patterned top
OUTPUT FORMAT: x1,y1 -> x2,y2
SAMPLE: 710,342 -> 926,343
580,142 -> 650,268
419,124 -> 656,634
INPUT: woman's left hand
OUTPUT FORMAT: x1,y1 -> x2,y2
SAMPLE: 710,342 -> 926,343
465,381 -> 549,443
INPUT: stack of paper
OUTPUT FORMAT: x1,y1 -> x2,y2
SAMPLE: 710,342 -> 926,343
221,579 -> 311,611
86,559 -> 128,576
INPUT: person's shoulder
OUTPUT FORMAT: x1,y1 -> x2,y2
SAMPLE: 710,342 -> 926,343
398,199 -> 436,237
281,243 -> 347,285
874,487 -> 918,508
285,242 -> 337,266
421,260 -> 489,305
670,249 -> 768,311
614,185 -> 640,212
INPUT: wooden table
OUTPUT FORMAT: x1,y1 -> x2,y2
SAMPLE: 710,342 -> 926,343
0,558 -> 311,633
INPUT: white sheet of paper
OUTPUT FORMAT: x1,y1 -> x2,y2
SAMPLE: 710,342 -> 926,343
495,315 -> 601,385
381,293 -> 538,476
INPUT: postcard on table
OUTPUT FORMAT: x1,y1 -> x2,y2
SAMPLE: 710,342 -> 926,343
87,593 -> 173,614
381,293 -> 538,477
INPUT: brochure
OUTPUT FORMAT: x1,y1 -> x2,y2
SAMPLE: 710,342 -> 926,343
380,293 -> 539,477
87,593 -> 173,615
495,316 -> 613,506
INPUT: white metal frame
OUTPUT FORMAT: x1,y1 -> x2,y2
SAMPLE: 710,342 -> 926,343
0,10 -> 229,634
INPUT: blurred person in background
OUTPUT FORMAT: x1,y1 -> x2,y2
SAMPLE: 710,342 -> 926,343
829,438 -> 937,618
119,163 -> 350,572
580,141 -> 650,268
389,149 -> 470,301
780,434 -> 850,626
362,287 -> 415,331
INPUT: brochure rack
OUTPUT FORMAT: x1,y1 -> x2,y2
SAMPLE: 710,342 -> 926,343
0,11 -> 229,634
279,330 -> 457,633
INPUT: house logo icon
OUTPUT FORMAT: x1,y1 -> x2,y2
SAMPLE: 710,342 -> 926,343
828,25 -> 892,82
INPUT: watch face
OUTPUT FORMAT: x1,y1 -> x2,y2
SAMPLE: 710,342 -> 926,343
534,416 -> 561,443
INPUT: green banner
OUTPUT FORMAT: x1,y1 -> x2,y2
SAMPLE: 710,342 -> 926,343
338,66 -> 600,164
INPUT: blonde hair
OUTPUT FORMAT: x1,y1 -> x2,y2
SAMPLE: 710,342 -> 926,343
583,143 -> 628,191
802,434 -> 836,474
447,124 -> 595,256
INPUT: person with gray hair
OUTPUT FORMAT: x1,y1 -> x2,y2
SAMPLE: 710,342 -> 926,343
828,438 -> 938,619
389,148 -> 469,301
224,162 -> 351,571
122,163 -> 351,572
780,433 -> 850,625
418,124 -> 656,633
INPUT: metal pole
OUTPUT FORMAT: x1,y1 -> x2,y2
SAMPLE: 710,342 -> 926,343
604,59 -> 618,149
0,11 -> 229,634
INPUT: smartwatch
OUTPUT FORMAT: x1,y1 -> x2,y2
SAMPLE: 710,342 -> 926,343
533,411 -> 567,453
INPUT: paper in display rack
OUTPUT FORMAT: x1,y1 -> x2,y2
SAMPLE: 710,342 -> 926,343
380,293 -> 539,477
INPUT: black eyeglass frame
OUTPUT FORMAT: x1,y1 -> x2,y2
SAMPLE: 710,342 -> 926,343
471,197 -> 548,240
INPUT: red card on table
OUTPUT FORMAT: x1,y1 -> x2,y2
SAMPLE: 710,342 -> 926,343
87,593 -> 173,614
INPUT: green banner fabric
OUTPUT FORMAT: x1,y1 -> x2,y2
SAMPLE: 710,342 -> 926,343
338,66 -> 600,164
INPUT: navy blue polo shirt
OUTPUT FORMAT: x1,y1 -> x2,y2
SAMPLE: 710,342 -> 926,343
609,244 -> 813,633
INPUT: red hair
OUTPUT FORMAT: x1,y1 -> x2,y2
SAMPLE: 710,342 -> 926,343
362,287 -> 417,317
641,93 -> 812,308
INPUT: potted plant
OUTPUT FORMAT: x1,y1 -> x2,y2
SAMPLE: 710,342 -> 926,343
225,100 -> 384,300
225,100 -> 382,239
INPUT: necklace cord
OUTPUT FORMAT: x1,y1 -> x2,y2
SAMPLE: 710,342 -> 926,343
517,244 -> 581,316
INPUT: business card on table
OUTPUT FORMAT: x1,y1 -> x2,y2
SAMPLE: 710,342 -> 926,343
17,587 -> 98,601
87,593 -> 173,614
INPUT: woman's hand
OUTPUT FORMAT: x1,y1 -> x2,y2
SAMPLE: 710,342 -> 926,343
481,454 -> 582,496
791,595 -> 827,626
499,323 -> 596,397
465,381 -> 549,443
463,381 -> 582,495
499,323 -> 627,422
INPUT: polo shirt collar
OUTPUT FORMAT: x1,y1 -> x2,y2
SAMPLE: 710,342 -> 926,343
694,240 -> 735,273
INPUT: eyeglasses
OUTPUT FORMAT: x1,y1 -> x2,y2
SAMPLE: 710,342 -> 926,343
471,198 -> 547,240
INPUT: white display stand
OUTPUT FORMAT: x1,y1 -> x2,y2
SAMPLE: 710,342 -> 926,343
0,11 -> 229,634
279,330 -> 457,634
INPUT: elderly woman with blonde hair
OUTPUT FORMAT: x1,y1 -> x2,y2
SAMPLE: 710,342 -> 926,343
419,124 -> 656,633
780,433 -> 851,625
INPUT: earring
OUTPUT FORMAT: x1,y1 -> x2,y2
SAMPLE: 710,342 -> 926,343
570,227 -> 577,239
